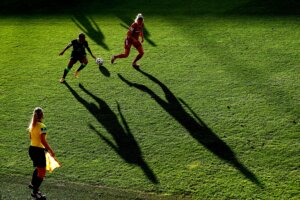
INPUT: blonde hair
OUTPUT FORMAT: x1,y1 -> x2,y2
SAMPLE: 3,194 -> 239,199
135,13 -> 144,23
28,107 -> 44,132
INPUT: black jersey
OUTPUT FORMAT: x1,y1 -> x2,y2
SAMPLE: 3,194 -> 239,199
71,39 -> 89,55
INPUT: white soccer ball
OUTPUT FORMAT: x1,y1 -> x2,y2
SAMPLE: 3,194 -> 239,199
96,58 -> 104,66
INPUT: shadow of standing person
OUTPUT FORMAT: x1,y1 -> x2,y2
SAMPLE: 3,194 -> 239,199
64,82 -> 158,184
118,69 -> 263,187
72,12 -> 109,50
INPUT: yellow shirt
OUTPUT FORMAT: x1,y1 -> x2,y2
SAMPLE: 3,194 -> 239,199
30,122 -> 47,148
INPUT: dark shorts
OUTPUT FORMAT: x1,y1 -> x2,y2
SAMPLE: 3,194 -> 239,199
29,146 -> 46,168
71,52 -> 87,62
124,38 -> 141,49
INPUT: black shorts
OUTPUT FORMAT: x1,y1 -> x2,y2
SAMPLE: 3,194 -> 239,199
71,52 -> 86,62
29,146 -> 46,168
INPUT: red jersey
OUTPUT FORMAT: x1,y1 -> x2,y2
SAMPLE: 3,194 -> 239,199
128,22 -> 144,39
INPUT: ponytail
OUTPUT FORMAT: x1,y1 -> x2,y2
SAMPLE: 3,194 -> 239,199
28,107 -> 43,132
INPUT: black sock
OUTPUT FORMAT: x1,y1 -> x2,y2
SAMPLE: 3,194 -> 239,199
31,169 -> 38,185
63,67 -> 71,78
33,177 -> 44,193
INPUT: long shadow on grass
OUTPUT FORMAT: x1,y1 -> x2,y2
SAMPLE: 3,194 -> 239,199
118,15 -> 157,47
118,69 -> 262,187
226,0 -> 300,15
72,12 -> 109,50
0,0 -> 299,16
64,82 -> 158,184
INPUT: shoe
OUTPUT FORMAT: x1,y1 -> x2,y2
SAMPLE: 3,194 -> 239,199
75,71 -> 79,78
111,55 -> 116,64
59,78 -> 65,83
28,183 -> 34,190
132,63 -> 140,69
31,191 -> 46,200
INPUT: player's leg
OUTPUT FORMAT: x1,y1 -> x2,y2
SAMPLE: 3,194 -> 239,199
31,167 -> 46,199
111,39 -> 131,64
60,59 -> 76,83
29,168 -> 37,189
34,167 -> 46,192
111,48 -> 131,64
29,147 -> 47,199
117,48 -> 131,59
75,56 -> 88,78
132,44 -> 144,69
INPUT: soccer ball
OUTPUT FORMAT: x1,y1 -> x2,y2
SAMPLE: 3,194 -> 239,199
96,58 -> 104,66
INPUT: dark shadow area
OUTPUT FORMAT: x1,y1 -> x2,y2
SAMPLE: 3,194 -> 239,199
118,15 -> 157,47
0,0 -> 80,15
99,65 -> 110,77
64,82 -> 159,184
72,12 -> 109,50
0,0 -> 298,16
226,0 -> 300,16
118,69 -> 263,187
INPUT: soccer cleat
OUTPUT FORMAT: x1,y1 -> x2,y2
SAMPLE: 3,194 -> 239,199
111,55 -> 116,64
132,63 -> 140,69
75,71 -> 79,78
28,183 -> 34,190
31,191 -> 46,200
59,78 -> 65,83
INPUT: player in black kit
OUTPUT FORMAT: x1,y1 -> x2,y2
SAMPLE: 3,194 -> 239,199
59,33 -> 96,83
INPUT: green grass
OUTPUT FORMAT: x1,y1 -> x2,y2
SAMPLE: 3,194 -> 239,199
0,0 -> 300,199
0,174 -> 183,200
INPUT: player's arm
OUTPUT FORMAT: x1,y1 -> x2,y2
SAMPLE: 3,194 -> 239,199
59,43 -> 72,56
86,47 -> 96,59
140,28 -> 144,43
127,26 -> 138,43
127,29 -> 133,39
85,42 -> 96,59
41,134 -> 55,157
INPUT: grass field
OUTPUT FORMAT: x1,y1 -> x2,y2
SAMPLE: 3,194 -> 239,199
0,0 -> 299,199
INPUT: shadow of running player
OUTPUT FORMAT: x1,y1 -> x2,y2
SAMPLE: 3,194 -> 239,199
118,69 -> 263,187
64,82 -> 158,184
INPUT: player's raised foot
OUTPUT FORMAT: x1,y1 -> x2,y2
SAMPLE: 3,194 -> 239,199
111,55 -> 116,64
75,70 -> 79,78
31,191 -> 46,200
132,63 -> 140,70
59,78 -> 65,83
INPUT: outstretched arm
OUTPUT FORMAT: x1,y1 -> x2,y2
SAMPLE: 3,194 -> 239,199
59,43 -> 72,56
86,47 -> 96,59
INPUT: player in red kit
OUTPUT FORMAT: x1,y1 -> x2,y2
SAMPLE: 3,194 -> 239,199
111,13 -> 145,69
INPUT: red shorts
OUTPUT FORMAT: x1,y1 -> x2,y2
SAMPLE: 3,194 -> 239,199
124,38 -> 141,49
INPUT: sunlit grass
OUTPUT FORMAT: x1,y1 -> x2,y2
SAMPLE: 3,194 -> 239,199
0,3 -> 299,199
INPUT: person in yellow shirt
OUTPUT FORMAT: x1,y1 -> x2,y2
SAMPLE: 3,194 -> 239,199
28,107 -> 55,200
